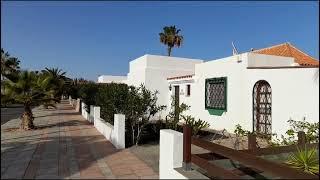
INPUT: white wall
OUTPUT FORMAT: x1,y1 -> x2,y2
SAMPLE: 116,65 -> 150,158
185,53 -> 249,133
247,53 -> 295,67
159,129 -> 187,179
245,67 -> 319,136
168,78 -> 195,116
126,54 -> 203,118
79,102 -> 126,149
176,52 -> 319,137
98,75 -> 127,83
159,129 -> 210,179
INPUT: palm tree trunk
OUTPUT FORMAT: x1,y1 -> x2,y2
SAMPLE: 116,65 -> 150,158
167,47 -> 172,56
20,105 -> 35,130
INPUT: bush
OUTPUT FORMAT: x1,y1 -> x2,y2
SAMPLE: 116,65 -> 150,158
68,82 -> 166,147
95,83 -> 129,124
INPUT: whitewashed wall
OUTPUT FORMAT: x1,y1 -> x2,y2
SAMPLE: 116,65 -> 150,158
178,52 -> 319,136
159,129 -> 210,179
79,102 -> 125,149
126,55 -> 203,118
98,75 -> 127,84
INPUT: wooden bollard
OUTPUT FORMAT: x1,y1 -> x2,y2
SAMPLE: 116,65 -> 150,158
183,124 -> 192,171
297,131 -> 306,145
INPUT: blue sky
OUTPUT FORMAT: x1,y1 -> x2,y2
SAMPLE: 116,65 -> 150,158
1,1 -> 319,80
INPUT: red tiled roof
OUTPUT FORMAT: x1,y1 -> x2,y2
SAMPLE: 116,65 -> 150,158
252,42 -> 319,66
167,74 -> 194,80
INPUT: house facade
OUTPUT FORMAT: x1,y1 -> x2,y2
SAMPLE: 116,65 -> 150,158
99,43 -> 319,136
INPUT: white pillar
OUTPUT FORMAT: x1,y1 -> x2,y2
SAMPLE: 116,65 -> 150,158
93,106 -> 100,120
93,106 -> 100,126
69,96 -> 72,104
75,99 -> 80,112
113,114 -> 125,149
159,129 -> 187,179
81,102 -> 86,118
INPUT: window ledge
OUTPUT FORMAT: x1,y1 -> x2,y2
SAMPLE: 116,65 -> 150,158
206,109 -> 226,116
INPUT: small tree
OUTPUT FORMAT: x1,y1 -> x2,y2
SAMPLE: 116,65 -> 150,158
165,95 -> 190,130
125,84 -> 166,146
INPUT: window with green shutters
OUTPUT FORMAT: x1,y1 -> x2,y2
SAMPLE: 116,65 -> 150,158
205,77 -> 227,114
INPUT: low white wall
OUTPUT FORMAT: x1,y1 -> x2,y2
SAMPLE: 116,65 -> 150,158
160,129 -> 187,179
159,129 -> 208,179
68,97 -> 80,113
80,103 -> 125,149
81,102 -> 90,121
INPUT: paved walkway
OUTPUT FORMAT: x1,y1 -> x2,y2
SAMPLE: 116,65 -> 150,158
1,101 -> 158,179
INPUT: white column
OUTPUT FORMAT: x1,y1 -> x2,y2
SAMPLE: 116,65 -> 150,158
89,105 -> 95,123
93,106 -> 100,129
113,114 -> 125,149
93,106 -> 100,119
69,96 -> 72,104
159,129 -> 187,179
75,99 -> 80,112
81,102 -> 86,118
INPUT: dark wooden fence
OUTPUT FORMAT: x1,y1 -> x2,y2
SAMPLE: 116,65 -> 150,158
182,125 -> 318,179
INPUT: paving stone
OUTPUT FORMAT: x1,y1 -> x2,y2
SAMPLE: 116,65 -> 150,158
1,101 -> 158,179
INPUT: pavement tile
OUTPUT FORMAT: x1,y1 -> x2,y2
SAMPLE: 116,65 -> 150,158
1,101 -> 158,179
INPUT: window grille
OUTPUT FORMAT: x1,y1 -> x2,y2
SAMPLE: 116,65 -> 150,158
205,77 -> 227,110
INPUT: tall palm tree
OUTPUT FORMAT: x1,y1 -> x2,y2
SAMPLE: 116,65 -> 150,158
159,26 -> 183,56
3,71 -> 58,130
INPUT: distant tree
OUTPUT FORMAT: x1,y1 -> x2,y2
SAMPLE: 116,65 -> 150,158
159,26 -> 183,56
1,48 -> 20,80
41,68 -> 69,106
1,49 -> 20,106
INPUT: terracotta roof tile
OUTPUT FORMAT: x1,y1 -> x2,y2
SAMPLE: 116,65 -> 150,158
252,42 -> 319,66
167,74 -> 194,80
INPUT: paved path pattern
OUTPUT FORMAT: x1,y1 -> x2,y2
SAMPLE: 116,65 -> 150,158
1,101 -> 158,179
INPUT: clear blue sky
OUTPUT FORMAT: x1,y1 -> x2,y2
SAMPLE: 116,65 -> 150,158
1,1 -> 319,80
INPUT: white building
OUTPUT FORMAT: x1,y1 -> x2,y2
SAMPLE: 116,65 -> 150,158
97,75 -> 127,84
99,43 -> 319,136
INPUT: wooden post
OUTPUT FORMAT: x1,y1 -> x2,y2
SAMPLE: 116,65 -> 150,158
183,124 -> 192,171
248,133 -> 257,153
297,131 -> 306,145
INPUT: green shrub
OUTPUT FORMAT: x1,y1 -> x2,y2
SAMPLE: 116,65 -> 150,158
67,82 -> 166,147
95,83 -> 129,124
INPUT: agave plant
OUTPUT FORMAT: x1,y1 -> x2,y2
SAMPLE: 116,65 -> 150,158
3,71 -> 59,130
286,146 -> 319,175
182,115 -> 210,136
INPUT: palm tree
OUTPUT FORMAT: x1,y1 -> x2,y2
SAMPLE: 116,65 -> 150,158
159,26 -> 183,56
1,48 -> 20,79
40,67 -> 68,107
3,71 -> 58,130
1,49 -> 20,106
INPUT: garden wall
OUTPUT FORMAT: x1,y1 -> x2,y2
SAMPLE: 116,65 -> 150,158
69,97 -> 125,149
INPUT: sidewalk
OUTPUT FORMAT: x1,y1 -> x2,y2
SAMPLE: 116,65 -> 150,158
1,101 -> 158,179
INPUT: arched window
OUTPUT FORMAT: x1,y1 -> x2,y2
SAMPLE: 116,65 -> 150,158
253,80 -> 272,137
